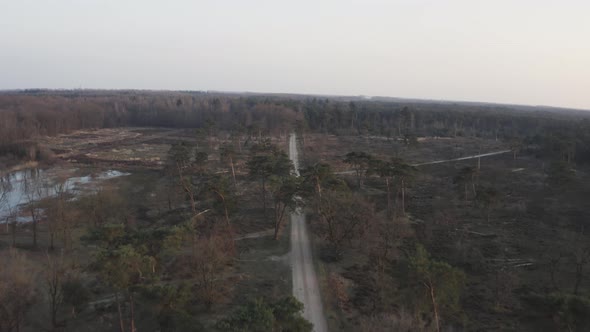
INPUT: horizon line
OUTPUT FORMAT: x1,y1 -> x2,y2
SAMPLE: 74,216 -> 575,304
1,87 -> 588,112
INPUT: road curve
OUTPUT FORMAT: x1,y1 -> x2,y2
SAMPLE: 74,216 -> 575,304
289,133 -> 328,332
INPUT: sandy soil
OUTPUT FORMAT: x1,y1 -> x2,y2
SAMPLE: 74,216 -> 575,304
289,133 -> 328,332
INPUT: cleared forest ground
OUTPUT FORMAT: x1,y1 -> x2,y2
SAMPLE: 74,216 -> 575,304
299,133 -> 590,331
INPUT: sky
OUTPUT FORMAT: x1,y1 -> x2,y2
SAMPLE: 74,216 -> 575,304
1,0 -> 589,109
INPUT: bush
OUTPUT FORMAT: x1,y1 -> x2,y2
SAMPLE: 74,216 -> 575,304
522,293 -> 590,331
217,296 -> 312,332
62,278 -> 90,315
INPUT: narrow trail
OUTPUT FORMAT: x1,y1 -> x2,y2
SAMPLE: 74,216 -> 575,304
335,149 -> 512,175
289,133 -> 328,332
411,149 -> 512,166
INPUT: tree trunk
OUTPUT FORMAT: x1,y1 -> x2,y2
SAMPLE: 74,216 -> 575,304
464,184 -> 469,202
186,186 -> 197,217
386,177 -> 391,217
32,219 -> 37,248
428,278 -> 441,332
51,291 -> 58,328
574,264 -> 583,295
316,176 -> 322,199
393,187 -> 400,218
356,170 -> 362,189
274,220 -> 280,240
115,292 -> 125,332
48,253 -> 61,328
401,178 -> 406,216
11,222 -> 16,247
224,204 -> 230,226
15,311 -> 21,332
262,178 -> 267,218
63,228 -> 68,251
129,292 -> 136,332
30,208 -> 38,248
273,203 -> 287,240
177,164 -> 198,217
313,176 -> 324,216
230,156 -> 237,187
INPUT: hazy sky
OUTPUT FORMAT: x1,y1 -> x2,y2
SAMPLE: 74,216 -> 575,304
1,0 -> 589,109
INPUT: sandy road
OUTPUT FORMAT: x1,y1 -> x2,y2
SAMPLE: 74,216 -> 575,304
289,133 -> 328,332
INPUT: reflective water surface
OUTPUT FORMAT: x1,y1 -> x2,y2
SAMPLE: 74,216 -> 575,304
0,168 -> 129,223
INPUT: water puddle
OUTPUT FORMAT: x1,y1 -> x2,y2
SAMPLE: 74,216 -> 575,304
0,168 -> 130,223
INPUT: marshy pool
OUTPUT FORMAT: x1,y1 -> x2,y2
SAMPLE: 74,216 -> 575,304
0,168 -> 129,223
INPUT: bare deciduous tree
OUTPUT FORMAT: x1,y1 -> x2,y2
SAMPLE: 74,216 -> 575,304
317,191 -> 375,251
0,249 -> 38,332
44,251 -> 67,329
23,170 -> 46,248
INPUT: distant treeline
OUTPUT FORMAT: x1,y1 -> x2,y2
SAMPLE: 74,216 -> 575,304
0,92 -> 301,144
1,90 -> 590,163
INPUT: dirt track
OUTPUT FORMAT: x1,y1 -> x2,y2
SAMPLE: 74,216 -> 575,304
289,133 -> 328,332
412,149 -> 511,166
335,149 -> 512,175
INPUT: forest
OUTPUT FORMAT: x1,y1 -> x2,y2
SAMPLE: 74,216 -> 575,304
1,90 -> 590,331
2,90 -> 590,167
